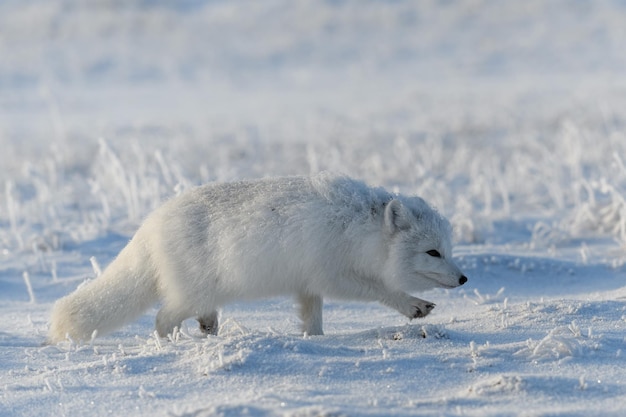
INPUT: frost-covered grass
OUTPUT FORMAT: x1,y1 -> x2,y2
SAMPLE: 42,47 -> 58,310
2,1 -> 626,416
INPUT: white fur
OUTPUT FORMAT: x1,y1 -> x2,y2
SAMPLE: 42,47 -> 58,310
48,173 -> 467,343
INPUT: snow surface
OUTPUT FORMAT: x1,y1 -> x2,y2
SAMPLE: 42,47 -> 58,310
2,1 -> 626,416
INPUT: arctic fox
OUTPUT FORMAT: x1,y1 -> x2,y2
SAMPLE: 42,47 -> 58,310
48,173 -> 467,343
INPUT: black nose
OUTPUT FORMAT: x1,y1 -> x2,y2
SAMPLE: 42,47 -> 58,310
459,275 -> 468,285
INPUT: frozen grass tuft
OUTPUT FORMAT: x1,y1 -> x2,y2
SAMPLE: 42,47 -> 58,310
22,271 -> 36,303
568,154 -> 626,245
91,139 -> 193,227
515,324 -> 586,362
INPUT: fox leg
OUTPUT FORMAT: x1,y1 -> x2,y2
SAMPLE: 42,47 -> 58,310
298,293 -> 324,336
379,291 -> 436,319
155,304 -> 190,337
198,310 -> 219,336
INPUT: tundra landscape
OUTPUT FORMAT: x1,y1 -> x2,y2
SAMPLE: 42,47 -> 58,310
1,1 -> 626,416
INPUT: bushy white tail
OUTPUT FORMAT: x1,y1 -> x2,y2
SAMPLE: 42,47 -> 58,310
48,236 -> 158,343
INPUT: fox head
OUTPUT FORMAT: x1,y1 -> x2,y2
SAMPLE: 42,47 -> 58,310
382,198 -> 467,293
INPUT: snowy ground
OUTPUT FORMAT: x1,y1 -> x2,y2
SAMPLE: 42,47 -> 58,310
2,1 -> 626,416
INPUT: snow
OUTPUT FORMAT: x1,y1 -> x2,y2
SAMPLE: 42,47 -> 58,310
2,0 -> 626,415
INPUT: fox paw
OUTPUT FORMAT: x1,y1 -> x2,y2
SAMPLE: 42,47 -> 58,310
198,311 -> 219,336
412,302 -> 435,319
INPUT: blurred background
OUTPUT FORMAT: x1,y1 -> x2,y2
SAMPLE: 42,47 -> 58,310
1,0 -> 626,253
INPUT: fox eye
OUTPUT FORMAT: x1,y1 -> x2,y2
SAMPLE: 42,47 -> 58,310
426,250 -> 441,258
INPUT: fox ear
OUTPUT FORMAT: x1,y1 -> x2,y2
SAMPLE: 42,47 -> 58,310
384,199 -> 412,233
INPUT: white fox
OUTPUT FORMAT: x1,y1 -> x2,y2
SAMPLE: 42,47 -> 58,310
48,173 -> 467,343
